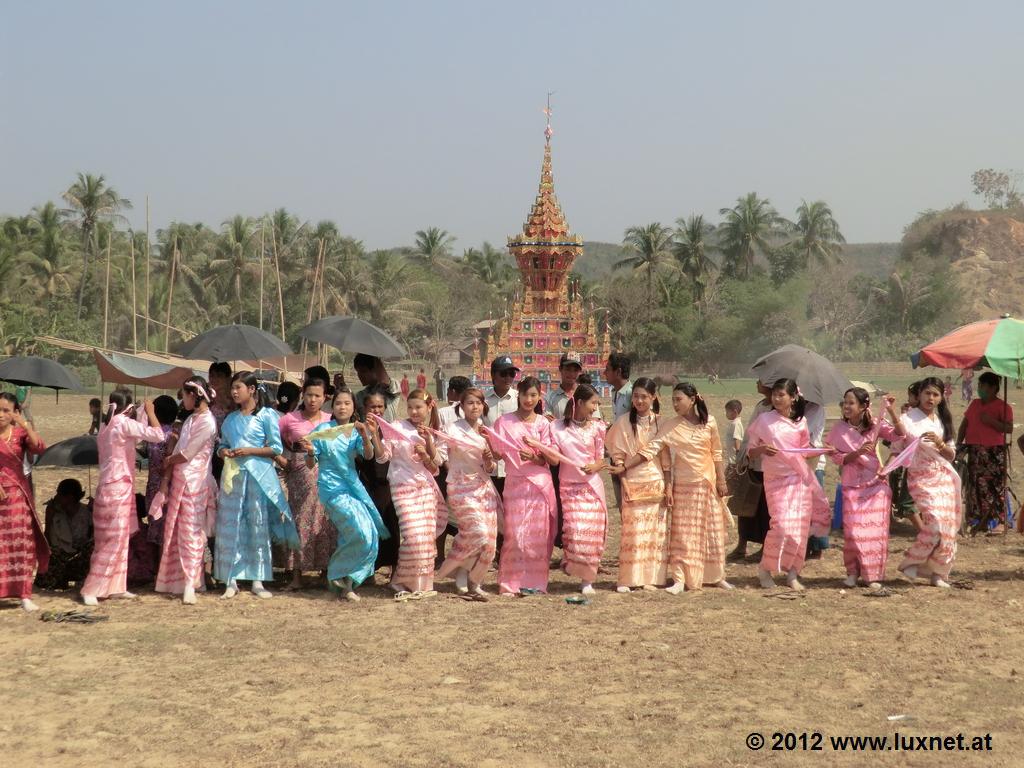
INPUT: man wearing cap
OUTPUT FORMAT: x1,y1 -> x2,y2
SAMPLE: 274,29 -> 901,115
484,355 -> 521,495
545,352 -> 584,419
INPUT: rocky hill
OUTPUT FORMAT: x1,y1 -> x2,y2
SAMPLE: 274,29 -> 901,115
901,208 -> 1024,320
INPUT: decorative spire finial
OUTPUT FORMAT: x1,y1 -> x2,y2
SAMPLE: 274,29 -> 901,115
543,91 -> 555,142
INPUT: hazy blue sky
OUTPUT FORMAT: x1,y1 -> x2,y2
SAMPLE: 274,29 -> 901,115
3,2 -> 1021,250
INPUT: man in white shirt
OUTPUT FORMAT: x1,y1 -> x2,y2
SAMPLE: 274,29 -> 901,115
483,355 -> 521,495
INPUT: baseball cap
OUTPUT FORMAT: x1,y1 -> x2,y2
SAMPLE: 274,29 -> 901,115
490,355 -> 521,374
559,352 -> 583,369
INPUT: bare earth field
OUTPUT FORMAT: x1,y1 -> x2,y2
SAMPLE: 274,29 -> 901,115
3,389 -> 1024,768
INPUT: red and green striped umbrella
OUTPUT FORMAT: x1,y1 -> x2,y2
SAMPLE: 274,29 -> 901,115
912,315 -> 1024,378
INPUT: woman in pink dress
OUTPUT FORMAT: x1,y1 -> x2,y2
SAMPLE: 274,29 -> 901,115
154,377 -> 219,604
488,376 -> 558,596
82,391 -> 168,606
435,387 -> 501,596
277,378 -> 333,589
367,388 -> 448,597
745,378 -> 831,591
896,377 -> 961,588
825,388 -> 903,589
0,393 -> 47,612
550,384 -> 608,595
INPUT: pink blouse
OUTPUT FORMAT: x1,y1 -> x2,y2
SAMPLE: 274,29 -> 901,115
376,419 -> 446,485
745,411 -> 811,479
98,410 -> 167,486
826,419 -> 897,487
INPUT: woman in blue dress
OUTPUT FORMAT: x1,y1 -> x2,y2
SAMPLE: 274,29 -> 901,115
215,371 -> 299,599
301,387 -> 389,602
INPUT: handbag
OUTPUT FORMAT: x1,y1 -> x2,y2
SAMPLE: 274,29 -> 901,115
620,476 -> 665,503
726,459 -> 762,519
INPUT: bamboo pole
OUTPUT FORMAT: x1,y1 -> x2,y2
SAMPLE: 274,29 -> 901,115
130,234 -> 138,352
164,241 -> 178,352
103,232 -> 112,348
258,221 -> 266,330
301,238 -> 325,357
145,195 -> 151,351
318,244 -> 327,366
270,220 -> 286,339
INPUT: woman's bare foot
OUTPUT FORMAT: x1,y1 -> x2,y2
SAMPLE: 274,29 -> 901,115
786,571 -> 805,591
713,580 -> 735,590
758,569 -> 775,589
665,582 -> 686,595
21,598 -> 39,612
931,575 -> 951,588
82,594 -> 99,606
843,575 -> 857,588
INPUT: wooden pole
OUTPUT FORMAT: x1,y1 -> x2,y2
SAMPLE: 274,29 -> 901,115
164,240 -> 178,352
301,238 -> 325,357
145,195 -> 151,351
130,234 -> 138,353
103,232 -> 112,348
258,221 -> 266,330
318,243 -> 327,366
270,220 -> 286,339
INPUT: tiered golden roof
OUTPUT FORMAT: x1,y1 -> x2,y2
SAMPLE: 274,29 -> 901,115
507,136 -> 584,314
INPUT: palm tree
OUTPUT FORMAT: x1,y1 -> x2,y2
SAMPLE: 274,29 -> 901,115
872,271 -> 932,332
672,215 -> 717,304
61,173 -> 132,320
465,242 -> 515,287
153,222 -> 215,346
717,193 -> 791,279
208,215 -> 258,323
616,223 -> 674,301
412,227 -> 456,266
792,200 -> 846,268
363,250 -> 426,338
21,202 -> 75,302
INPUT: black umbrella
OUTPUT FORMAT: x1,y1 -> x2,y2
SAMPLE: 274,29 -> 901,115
35,435 -> 98,467
750,344 -> 852,406
296,316 -> 407,359
0,356 -> 82,391
177,324 -> 293,362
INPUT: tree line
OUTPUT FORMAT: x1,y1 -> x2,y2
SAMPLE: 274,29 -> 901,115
0,172 -> 967,369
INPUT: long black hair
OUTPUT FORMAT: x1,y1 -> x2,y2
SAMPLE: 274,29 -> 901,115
231,370 -> 267,413
771,378 -> 807,422
674,382 -> 708,425
517,376 -> 544,415
629,377 -> 660,436
103,388 -> 134,424
563,383 -> 599,426
917,376 -> 954,441
843,387 -> 873,433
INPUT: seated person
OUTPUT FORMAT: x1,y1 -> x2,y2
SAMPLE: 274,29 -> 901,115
36,479 -> 93,590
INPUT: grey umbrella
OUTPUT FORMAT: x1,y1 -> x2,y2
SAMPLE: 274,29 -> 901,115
177,324 -> 293,362
0,356 -> 82,391
35,435 -> 98,467
750,344 -> 852,406
296,316 -> 407,359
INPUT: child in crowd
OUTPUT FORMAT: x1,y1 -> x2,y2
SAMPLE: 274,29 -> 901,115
724,399 -> 744,467
36,479 -> 92,590
88,397 -> 102,435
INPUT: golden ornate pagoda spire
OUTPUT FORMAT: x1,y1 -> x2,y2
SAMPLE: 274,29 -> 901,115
507,94 -> 584,314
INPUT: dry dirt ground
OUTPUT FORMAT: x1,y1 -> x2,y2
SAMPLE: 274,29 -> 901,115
2,391 -> 1024,768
